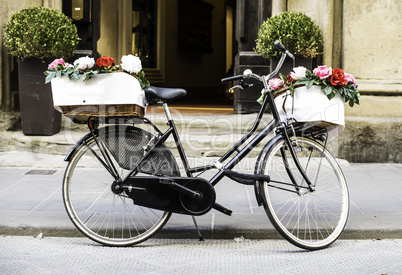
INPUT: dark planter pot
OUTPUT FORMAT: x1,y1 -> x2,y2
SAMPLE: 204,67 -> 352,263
270,57 -> 314,78
18,58 -> 61,135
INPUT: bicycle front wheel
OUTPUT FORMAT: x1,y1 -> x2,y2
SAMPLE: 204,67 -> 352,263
258,136 -> 349,250
63,125 -> 179,246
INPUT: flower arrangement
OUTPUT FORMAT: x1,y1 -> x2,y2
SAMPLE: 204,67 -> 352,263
44,54 -> 150,89
258,66 -> 360,107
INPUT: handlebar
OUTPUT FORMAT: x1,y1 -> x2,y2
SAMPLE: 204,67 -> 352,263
220,40 -> 293,86
221,69 -> 263,85
274,40 -> 295,59
221,74 -> 244,84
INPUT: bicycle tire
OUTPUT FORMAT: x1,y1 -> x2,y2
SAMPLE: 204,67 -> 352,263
63,125 -> 179,246
257,136 -> 349,250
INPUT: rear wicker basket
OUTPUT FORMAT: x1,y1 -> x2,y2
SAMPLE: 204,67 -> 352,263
51,72 -> 147,124
59,104 -> 145,124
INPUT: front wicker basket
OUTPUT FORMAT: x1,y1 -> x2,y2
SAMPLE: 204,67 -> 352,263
272,85 -> 344,136
59,104 -> 145,124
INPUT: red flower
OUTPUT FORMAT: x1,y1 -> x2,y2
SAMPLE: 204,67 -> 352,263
96,56 -> 115,69
287,73 -> 295,83
329,68 -> 348,86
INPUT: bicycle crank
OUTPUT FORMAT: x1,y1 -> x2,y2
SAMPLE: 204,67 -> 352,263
123,176 -> 216,216
178,179 -> 216,215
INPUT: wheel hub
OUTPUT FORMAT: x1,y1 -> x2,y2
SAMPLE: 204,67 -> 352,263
111,180 -> 124,194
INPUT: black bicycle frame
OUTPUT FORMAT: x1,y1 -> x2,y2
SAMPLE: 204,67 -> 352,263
119,86 -> 281,186
86,52 -> 314,192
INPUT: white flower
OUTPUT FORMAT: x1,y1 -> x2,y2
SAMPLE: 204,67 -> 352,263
290,66 -> 307,80
121,54 -> 142,74
74,56 -> 95,70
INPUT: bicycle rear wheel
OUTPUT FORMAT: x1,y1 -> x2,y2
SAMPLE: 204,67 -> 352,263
63,125 -> 179,246
257,136 -> 349,250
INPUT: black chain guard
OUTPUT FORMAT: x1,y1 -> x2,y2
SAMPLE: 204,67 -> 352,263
124,176 -> 216,216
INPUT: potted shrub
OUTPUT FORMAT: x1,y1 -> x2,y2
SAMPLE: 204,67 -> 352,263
255,11 -> 323,76
3,6 -> 80,135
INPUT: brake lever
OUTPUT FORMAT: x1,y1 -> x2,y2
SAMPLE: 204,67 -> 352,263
229,81 -> 254,93
241,82 -> 254,89
229,85 -> 243,93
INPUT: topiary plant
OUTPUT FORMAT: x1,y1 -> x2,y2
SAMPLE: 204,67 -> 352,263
255,12 -> 322,58
3,6 -> 80,60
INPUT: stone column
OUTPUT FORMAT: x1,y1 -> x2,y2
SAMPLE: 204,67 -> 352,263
321,0 -> 334,67
342,0 -> 402,93
42,0 -> 62,10
271,0 -> 286,16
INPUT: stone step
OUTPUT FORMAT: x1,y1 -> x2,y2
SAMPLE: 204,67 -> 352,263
1,111 -> 401,163
6,112 -> 272,159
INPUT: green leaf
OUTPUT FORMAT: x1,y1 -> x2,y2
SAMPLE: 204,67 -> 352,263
279,73 -> 287,82
306,80 -> 314,89
327,91 -> 336,100
45,71 -> 55,84
323,86 -> 333,96
69,71 -> 80,80
256,94 -> 265,105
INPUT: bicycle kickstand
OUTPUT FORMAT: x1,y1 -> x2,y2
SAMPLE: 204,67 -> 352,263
192,216 -> 204,241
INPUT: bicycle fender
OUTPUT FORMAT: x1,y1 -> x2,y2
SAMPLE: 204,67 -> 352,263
253,134 -> 284,206
64,132 -> 94,162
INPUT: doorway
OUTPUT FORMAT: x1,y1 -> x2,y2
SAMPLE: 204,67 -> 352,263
99,0 -> 237,111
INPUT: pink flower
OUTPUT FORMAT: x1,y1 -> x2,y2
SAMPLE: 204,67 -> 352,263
313,65 -> 332,80
48,58 -> 65,69
269,77 -> 284,90
345,73 -> 357,87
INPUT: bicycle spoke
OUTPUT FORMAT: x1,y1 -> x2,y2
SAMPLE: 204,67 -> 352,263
63,126 -> 176,246
259,137 -> 349,250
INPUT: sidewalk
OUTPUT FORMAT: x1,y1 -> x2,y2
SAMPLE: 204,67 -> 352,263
1,236 -> 402,274
0,151 -> 401,240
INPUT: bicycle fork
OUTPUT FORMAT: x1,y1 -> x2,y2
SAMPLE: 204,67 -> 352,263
280,125 -> 316,194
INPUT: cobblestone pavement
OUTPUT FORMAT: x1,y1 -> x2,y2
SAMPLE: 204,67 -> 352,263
1,236 -> 401,274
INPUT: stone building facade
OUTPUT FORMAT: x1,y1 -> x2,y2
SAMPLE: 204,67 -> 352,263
0,0 -> 401,162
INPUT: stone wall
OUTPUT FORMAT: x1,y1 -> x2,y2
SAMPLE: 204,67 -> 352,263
270,0 -> 402,163
343,0 -> 401,82
339,118 -> 401,163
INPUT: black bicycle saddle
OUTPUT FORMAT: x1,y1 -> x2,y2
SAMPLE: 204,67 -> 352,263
144,86 -> 187,105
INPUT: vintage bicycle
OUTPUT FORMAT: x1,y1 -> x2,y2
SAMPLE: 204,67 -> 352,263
61,42 -> 349,250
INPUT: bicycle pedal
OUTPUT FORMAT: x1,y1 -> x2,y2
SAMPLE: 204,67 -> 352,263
213,203 -> 232,216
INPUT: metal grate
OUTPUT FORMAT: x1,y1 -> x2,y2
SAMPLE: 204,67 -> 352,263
25,169 -> 57,175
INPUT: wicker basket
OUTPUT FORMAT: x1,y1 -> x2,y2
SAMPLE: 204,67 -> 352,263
273,85 -> 345,137
59,104 -> 145,124
51,72 -> 147,124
